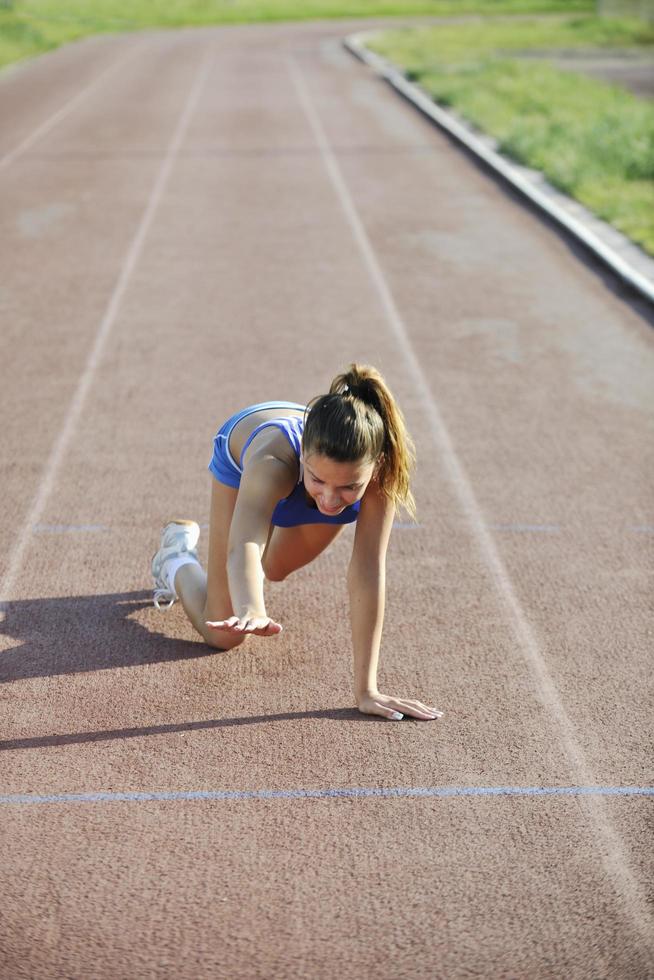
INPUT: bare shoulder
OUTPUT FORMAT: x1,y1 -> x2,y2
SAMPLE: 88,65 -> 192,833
241,425 -> 299,474
239,427 -> 298,506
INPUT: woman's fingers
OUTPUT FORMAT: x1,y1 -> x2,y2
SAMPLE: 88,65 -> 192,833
358,693 -> 443,721
394,698 -> 444,719
240,618 -> 283,635
205,617 -> 240,630
205,617 -> 283,636
362,701 -> 405,721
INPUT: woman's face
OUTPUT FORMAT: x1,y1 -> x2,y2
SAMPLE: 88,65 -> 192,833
302,453 -> 376,516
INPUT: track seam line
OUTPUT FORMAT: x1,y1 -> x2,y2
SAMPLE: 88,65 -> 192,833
0,51 -> 213,608
0,38 -> 145,172
285,54 -> 654,950
2,786 -> 653,807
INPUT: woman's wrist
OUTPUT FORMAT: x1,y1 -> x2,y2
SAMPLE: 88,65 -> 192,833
236,606 -> 267,619
355,686 -> 379,703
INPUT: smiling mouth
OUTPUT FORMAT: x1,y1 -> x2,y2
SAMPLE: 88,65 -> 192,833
319,503 -> 343,515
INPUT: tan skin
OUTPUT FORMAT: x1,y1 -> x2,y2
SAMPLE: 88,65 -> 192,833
173,409 -> 442,722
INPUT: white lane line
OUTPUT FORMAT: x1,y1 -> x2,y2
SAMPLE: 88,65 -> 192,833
29,521 -> 420,533
24,522 -> 652,535
286,54 -> 654,947
0,52 -> 213,608
33,524 -> 109,533
1,786 -> 653,807
0,40 -> 143,171
487,523 -> 561,533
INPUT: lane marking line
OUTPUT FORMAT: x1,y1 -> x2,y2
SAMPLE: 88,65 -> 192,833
0,40 -> 143,171
285,54 -> 654,947
33,524 -> 109,533
27,522 -> 419,534
0,52 -> 213,610
1,786 -> 652,807
22,522 -> 650,535
286,55 -> 589,777
22,522 -> 653,536
487,524 -> 560,533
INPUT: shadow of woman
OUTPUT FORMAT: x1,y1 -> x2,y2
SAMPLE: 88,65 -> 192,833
0,591 -> 376,748
0,589 -> 215,683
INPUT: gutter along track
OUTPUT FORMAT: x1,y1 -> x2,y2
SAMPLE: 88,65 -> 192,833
344,31 -> 654,307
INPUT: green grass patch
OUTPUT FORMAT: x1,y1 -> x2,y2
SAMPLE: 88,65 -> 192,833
0,1 -> 592,69
369,16 -> 654,254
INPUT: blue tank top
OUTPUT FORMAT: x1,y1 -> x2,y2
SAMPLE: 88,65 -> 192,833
240,416 -> 360,528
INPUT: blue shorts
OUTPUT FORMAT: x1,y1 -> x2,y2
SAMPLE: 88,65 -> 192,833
208,402 -> 360,528
208,402 -> 304,489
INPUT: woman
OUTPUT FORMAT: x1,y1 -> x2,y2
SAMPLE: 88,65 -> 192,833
152,364 -> 442,722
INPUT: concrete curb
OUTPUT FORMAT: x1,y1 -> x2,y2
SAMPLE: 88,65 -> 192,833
344,31 -> 654,306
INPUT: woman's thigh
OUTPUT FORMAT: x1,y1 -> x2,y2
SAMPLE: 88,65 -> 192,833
204,478 -> 239,622
262,522 -> 344,582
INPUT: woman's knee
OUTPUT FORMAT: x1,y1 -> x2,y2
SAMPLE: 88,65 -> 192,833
262,559 -> 288,583
202,629 -> 247,651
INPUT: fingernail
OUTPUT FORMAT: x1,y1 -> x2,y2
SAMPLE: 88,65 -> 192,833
390,711 -> 403,720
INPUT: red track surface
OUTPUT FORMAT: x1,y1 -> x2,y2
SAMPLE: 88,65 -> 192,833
1,21 -> 652,980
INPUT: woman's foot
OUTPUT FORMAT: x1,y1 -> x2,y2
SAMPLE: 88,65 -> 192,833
151,520 -> 200,609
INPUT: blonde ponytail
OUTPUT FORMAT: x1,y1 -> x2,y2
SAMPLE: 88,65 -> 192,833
303,364 -> 416,520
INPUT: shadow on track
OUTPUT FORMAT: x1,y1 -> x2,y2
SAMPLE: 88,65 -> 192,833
0,591 -> 386,750
0,707 -> 369,752
0,589 -> 214,682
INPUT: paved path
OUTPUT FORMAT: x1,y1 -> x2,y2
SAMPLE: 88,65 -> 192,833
515,49 -> 654,99
1,21 -> 652,980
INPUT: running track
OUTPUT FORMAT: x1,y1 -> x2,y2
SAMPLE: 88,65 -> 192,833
0,20 -> 652,979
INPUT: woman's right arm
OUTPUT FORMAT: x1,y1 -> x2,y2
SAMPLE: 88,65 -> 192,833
207,452 -> 295,636
228,455 -> 290,615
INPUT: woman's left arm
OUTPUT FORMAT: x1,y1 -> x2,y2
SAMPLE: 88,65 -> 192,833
348,483 -> 443,722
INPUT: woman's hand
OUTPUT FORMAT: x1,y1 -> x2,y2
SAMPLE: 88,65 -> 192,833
357,691 -> 443,721
205,615 -> 283,637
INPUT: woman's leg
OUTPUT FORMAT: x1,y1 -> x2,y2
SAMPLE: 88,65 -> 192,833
262,522 -> 345,582
175,480 -> 245,650
175,485 -> 344,637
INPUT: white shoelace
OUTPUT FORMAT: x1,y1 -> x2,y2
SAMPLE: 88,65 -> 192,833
153,587 -> 176,611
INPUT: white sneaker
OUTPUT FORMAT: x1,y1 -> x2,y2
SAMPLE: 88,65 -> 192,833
152,520 -> 200,609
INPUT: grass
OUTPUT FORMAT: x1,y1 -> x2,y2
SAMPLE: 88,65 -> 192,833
0,1 -> 592,69
369,16 -> 654,254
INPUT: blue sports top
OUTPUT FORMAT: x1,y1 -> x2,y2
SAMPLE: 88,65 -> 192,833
209,402 -> 361,528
